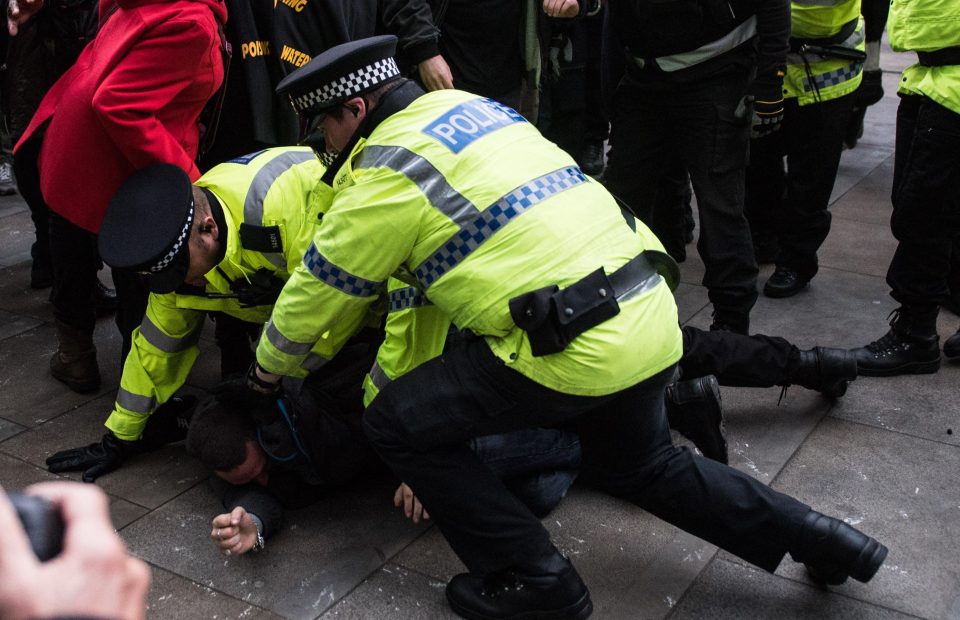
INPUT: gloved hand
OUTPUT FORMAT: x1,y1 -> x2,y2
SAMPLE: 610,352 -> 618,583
212,363 -> 282,425
45,432 -> 142,482
744,74 -> 785,139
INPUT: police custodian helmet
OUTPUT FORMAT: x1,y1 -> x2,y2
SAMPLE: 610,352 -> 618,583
276,34 -> 401,117
98,164 -> 194,295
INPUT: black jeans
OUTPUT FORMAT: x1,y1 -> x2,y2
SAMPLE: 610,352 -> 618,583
680,325 -> 800,387
13,132 -> 50,272
886,95 -> 960,321
364,338 -> 810,575
745,93 -> 856,279
604,67 -> 758,319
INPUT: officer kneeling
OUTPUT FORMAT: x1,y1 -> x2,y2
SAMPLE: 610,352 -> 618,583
250,36 -> 888,619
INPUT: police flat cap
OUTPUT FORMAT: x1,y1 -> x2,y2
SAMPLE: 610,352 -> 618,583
276,35 -> 400,116
98,163 -> 194,294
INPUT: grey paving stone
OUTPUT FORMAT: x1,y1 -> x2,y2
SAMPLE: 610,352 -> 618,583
673,283 -> 710,324
766,418 -> 960,620
147,567 -> 283,620
831,156 -> 894,228
0,195 -> 27,219
0,452 -> 147,529
831,144 -> 894,203
0,416 -> 26,442
123,478 -> 428,619
0,393 -> 207,509
818,215 -> 897,279
672,559 -> 921,620
0,263 -> 54,322
0,322 -> 121,428
0,211 -> 34,265
320,564 -> 456,619
0,309 -> 43,341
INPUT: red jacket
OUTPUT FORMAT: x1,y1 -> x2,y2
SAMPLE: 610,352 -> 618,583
16,0 -> 227,233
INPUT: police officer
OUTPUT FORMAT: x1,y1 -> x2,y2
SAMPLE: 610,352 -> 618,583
251,36 -> 887,618
602,0 -> 790,334
850,0 -> 960,376
746,0 -> 866,298
44,147 -> 328,481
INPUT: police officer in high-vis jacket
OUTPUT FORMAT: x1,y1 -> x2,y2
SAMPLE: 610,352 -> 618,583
851,0 -> 960,375
44,147 -> 329,481
246,36 -> 887,618
746,0 -> 866,298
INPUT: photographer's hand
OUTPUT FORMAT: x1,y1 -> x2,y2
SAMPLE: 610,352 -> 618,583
0,481 -> 150,620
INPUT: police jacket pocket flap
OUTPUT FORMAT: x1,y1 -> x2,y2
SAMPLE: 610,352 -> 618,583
509,284 -> 559,331
551,268 -> 620,331
239,223 -> 284,253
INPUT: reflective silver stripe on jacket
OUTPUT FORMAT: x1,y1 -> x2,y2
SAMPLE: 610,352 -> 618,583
792,0 -> 845,6
301,353 -> 331,373
415,166 -> 588,289
369,360 -> 391,390
138,316 -> 202,353
303,243 -> 384,297
388,286 -> 432,312
264,319 -> 315,356
241,150 -> 315,269
116,388 -> 156,414
356,145 -> 481,226
654,16 -> 758,72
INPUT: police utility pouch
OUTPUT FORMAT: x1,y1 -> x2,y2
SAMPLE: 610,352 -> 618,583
509,268 -> 620,357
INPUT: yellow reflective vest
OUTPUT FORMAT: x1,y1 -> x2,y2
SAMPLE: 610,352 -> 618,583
106,147 -> 330,441
785,0 -> 864,105
259,90 -> 682,397
890,0 -> 960,115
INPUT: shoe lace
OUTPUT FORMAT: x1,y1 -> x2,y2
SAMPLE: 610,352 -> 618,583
0,164 -> 12,184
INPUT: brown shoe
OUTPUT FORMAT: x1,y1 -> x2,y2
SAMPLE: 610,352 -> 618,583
50,320 -> 101,393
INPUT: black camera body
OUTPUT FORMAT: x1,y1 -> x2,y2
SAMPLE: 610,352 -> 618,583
8,492 -> 64,561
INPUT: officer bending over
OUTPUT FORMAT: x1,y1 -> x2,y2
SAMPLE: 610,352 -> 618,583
245,36 -> 887,619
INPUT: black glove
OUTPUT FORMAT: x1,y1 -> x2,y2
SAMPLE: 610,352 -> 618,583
45,432 -> 142,482
211,363 -> 282,425
140,395 -> 199,449
854,69 -> 884,108
745,74 -> 785,139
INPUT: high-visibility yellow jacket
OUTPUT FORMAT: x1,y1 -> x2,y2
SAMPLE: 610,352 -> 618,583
785,0 -> 864,105
259,90 -> 682,397
890,0 -> 960,115
106,147 -> 331,441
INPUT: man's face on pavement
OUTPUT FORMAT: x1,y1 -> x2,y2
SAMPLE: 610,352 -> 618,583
215,440 -> 269,486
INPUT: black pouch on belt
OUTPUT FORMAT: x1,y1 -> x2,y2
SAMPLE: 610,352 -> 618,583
509,268 -> 620,357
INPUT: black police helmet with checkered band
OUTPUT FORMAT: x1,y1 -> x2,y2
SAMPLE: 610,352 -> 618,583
98,163 -> 194,294
276,35 -> 401,117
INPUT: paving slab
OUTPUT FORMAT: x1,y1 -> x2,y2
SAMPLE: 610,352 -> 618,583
0,452 -> 148,529
0,392 -> 207,509
818,216 -> 897,279
0,211 -> 34,266
320,564 -> 456,619
123,478 -> 429,619
672,559 -> 921,620
763,418 -> 960,620
0,308 -> 43,341
0,322 -> 122,427
0,263 -> 55,322
673,282 -> 710,324
0,416 -> 26,442
0,195 -> 26,219
830,155 -> 895,228
147,567 -> 284,620
831,144 -> 895,204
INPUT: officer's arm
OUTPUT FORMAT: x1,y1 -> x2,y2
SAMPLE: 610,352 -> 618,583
90,15 -> 221,180
752,0 -> 790,79
380,0 -> 440,72
105,294 -> 205,441
256,172 -> 422,378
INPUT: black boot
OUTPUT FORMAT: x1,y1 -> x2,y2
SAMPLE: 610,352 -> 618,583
790,511 -> 888,585
944,327 -> 960,361
94,280 -> 119,314
764,267 -> 810,299
446,558 -> 592,620
665,375 -> 727,464
851,310 -> 940,377
787,347 -> 857,398
709,310 -> 749,336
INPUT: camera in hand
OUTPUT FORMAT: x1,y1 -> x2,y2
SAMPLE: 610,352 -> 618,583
8,492 -> 64,561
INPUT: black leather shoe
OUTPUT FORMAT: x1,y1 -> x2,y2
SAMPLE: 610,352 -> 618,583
791,511 -> 888,585
851,328 -> 940,377
577,141 -> 605,177
790,347 -> 858,398
763,267 -> 809,298
95,280 -> 119,314
446,562 -> 592,620
666,375 -> 727,464
944,328 -> 960,361
709,311 -> 749,335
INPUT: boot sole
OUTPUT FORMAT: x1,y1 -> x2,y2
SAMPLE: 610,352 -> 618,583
446,591 -> 592,620
851,538 -> 889,583
857,358 -> 940,377
763,281 -> 810,299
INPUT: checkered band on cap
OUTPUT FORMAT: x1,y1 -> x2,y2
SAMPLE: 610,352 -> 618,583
290,57 -> 401,113
149,203 -> 194,273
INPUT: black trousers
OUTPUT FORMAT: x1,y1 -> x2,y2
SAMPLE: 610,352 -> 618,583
745,93 -> 856,280
13,132 -> 50,272
680,325 -> 800,387
885,95 -> 960,325
364,338 -> 810,575
604,68 -> 758,319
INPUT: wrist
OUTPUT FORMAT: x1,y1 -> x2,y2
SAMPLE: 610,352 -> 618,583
247,363 -> 280,393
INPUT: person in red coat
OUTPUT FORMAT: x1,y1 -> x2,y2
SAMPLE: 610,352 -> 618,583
11,0 -> 228,393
